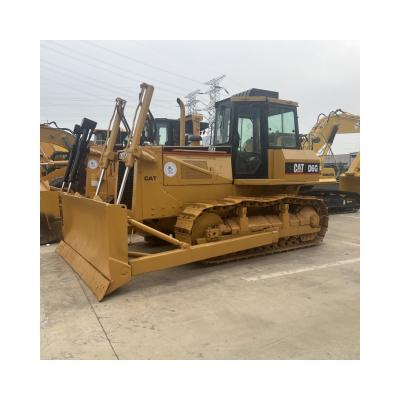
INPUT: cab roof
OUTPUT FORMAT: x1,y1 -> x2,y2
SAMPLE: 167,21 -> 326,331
216,88 -> 298,107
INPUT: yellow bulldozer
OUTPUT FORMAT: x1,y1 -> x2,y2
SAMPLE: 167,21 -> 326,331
300,109 -> 360,212
40,95 -> 207,245
40,123 -> 75,184
40,98 -> 133,244
57,84 -> 335,301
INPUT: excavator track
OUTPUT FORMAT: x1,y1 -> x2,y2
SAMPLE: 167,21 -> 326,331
311,190 -> 359,214
175,195 -> 328,264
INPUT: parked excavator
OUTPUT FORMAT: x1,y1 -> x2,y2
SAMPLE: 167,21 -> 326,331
300,109 -> 360,212
56,83 -> 335,301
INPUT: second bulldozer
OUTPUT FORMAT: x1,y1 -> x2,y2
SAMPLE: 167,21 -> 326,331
57,84 -> 335,301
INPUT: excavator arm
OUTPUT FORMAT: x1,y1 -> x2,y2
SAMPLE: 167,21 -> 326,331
303,109 -> 360,157
301,109 -> 360,212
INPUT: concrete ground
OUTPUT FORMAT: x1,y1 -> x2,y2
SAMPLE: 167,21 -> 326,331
40,212 -> 360,360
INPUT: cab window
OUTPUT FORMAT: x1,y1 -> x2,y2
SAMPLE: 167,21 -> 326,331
157,125 -> 168,145
214,105 -> 231,145
234,104 -> 262,176
237,115 -> 260,153
267,106 -> 297,148
51,151 -> 69,161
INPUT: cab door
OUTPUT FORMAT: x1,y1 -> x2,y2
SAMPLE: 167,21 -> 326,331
232,102 -> 267,178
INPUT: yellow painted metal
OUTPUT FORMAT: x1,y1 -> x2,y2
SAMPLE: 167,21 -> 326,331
302,110 -> 360,180
124,83 -> 154,168
339,153 -> 360,194
231,96 -> 298,107
40,125 -> 74,183
40,125 -> 75,152
301,109 -> 360,195
56,82 -> 331,301
177,98 -> 186,146
40,182 -> 63,244
128,218 -> 189,248
130,230 -> 280,275
303,111 -> 359,157
187,114 -> 203,146
267,149 -> 331,183
58,189 -> 322,300
57,194 -> 131,301
98,98 -> 127,170
40,125 -> 75,244
84,144 -> 119,201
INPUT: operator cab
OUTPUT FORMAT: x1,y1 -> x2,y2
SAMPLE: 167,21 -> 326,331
92,128 -> 128,148
214,88 -> 299,179
143,117 -> 209,146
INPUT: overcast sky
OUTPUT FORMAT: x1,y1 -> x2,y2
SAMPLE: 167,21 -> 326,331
40,40 -> 359,153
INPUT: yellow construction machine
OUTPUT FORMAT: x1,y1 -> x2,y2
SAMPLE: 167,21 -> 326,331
40,124 -> 76,244
339,152 -> 360,194
40,98 -> 133,245
62,98 -> 128,200
41,119 -> 101,245
300,109 -> 360,212
57,84 -> 335,301
40,123 -> 75,184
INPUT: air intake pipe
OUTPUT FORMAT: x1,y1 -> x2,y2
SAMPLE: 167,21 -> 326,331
177,98 -> 185,146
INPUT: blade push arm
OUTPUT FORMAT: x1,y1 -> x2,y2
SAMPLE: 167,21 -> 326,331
116,83 -> 154,204
94,98 -> 127,197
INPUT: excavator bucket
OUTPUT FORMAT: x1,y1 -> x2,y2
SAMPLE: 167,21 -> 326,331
56,193 -> 132,301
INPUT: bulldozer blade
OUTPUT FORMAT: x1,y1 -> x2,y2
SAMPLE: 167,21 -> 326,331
40,190 -> 63,245
56,194 -> 131,301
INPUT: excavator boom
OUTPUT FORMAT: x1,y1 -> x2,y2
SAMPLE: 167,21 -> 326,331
301,109 -> 360,212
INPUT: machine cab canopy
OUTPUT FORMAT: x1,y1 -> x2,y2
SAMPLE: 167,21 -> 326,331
213,88 -> 300,178
214,88 -> 299,150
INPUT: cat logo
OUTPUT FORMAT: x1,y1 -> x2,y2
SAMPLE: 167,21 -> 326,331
144,176 -> 157,181
293,163 -> 304,173
285,162 -> 320,174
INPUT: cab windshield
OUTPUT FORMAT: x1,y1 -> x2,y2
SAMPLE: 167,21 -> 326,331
267,105 -> 297,148
213,101 -> 298,149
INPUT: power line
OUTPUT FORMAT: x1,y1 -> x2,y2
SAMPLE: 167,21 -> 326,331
41,65 -> 131,98
41,42 -> 186,97
45,41 -> 193,93
41,63 -> 172,107
42,60 -> 131,91
81,41 -> 204,86
40,75 -> 173,112
41,75 -> 111,102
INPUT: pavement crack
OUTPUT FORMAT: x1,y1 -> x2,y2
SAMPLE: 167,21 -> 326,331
75,275 -> 120,360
